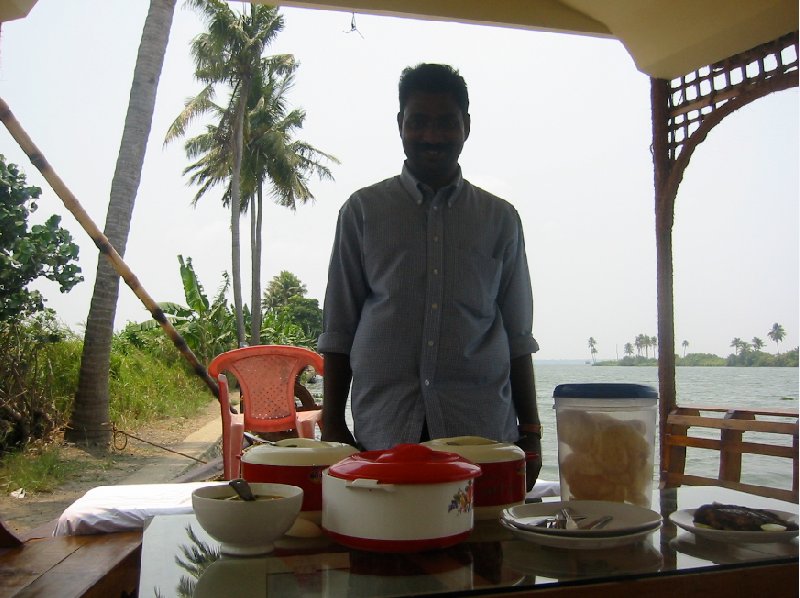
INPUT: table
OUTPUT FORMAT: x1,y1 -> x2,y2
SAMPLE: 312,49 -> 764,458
0,530 -> 141,597
138,486 -> 798,597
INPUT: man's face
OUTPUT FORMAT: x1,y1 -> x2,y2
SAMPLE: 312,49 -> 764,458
397,91 -> 470,188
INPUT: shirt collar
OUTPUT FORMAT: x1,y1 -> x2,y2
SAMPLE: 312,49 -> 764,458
400,163 -> 464,208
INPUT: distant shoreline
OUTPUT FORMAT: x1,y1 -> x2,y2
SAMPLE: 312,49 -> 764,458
536,350 -> 799,367
589,349 -> 799,368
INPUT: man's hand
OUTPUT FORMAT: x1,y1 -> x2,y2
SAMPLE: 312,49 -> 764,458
515,433 -> 542,492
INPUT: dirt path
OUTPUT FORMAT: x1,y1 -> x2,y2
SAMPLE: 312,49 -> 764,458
0,399 -> 221,536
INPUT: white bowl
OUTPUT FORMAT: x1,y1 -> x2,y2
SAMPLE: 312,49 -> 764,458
191,483 -> 303,555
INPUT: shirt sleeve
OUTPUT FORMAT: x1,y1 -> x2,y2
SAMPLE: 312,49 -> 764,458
499,210 -> 539,358
317,197 -> 370,355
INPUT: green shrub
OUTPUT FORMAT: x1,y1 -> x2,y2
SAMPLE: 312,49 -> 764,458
677,353 -> 726,366
0,313 -> 79,454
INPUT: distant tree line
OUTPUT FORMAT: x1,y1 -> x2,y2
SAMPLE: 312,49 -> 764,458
589,322 -> 797,367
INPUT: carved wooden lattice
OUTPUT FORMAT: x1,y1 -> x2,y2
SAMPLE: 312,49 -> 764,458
652,31 -> 799,486
667,31 -> 798,162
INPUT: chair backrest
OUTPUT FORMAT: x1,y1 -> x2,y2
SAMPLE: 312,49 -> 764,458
662,405 -> 798,503
208,345 -> 323,434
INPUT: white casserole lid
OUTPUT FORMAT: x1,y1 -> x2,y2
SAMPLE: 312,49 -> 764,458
423,436 -> 525,464
241,438 -> 358,466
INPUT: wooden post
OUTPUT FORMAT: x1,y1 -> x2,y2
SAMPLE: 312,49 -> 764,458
650,77 -> 678,484
719,410 -> 753,482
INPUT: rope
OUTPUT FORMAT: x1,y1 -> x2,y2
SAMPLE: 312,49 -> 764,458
111,423 -> 208,465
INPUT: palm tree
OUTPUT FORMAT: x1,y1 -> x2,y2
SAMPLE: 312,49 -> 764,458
751,337 -> 765,351
767,323 -> 786,352
263,270 -> 306,310
640,334 -> 651,358
66,0 -> 176,445
243,64 -> 336,343
730,337 -> 744,355
681,339 -> 689,357
179,0 -> 285,347
166,3 -> 335,347
624,342 -> 634,357
587,337 -> 598,364
634,334 -> 644,357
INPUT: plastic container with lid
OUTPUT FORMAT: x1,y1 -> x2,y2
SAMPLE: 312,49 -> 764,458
553,383 -> 658,508
322,443 -> 481,552
423,436 -> 527,519
241,438 -> 358,521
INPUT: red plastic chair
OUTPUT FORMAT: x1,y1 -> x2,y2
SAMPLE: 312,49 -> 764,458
208,345 -> 324,480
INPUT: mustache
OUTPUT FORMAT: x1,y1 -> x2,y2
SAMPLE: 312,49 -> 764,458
415,142 -> 452,152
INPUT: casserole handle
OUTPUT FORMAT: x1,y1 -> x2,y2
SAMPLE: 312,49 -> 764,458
345,478 -> 397,492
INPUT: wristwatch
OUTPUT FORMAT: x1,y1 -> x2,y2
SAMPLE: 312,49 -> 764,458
518,423 -> 542,438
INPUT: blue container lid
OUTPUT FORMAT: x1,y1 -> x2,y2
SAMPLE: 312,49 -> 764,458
553,383 -> 658,399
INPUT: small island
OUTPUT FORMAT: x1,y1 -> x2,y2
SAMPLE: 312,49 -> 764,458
588,326 -> 798,367
594,349 -> 798,367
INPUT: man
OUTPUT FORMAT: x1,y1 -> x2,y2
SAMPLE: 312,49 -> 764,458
318,63 -> 542,489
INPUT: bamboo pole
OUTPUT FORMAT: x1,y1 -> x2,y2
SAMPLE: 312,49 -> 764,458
0,97 -> 219,399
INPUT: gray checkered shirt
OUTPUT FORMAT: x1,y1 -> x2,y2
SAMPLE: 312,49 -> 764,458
318,165 -> 538,450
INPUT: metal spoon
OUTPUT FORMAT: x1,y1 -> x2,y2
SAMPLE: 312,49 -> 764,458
228,478 -> 256,501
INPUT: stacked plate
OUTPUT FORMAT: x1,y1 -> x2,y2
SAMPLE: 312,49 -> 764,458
500,500 -> 662,550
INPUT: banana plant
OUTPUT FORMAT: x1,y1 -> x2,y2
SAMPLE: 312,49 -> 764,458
133,255 -> 237,364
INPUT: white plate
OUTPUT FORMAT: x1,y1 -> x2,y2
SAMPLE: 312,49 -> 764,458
501,500 -> 662,537
500,517 -> 661,550
669,509 -> 799,544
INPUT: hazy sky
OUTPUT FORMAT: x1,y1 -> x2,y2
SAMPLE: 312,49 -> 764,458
1,1 -> 797,360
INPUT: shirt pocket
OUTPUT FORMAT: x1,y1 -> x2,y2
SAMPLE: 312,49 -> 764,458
452,248 -> 502,318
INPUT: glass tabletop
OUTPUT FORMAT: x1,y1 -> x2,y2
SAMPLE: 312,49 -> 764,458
138,486 -> 798,598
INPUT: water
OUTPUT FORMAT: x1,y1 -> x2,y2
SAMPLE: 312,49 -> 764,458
536,364 -> 798,489
310,364 -> 798,491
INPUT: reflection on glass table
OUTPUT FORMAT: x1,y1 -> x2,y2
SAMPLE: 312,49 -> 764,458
139,486 -> 798,598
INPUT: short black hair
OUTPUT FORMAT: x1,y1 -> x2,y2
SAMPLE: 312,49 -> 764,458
398,63 -> 469,117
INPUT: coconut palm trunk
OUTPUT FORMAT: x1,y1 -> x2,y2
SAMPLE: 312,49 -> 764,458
66,0 -> 176,445
250,184 -> 264,345
230,75 -> 250,347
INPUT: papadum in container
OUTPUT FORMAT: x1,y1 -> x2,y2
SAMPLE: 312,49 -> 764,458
553,383 -> 658,508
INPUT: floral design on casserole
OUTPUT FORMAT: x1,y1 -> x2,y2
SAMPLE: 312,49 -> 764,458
449,480 -> 474,514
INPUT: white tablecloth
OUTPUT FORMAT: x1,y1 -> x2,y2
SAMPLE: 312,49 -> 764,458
53,482 -> 226,536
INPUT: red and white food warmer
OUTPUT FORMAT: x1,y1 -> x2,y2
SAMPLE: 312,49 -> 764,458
240,438 -> 358,522
322,443 -> 482,553
423,436 -> 527,519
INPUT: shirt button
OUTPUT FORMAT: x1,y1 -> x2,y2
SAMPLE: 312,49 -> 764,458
433,236 -> 439,242
427,340 -> 434,347
433,268 -> 439,275
431,303 -> 438,310
424,379 -> 430,386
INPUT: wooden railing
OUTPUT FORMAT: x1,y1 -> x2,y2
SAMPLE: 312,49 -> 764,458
662,406 -> 799,503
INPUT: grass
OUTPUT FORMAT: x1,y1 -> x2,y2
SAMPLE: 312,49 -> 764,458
0,445 -> 84,493
108,345 -> 213,429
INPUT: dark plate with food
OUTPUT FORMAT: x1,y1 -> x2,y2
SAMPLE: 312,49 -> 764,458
670,503 -> 798,543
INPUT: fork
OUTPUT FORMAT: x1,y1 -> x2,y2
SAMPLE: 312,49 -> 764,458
560,507 -> 579,530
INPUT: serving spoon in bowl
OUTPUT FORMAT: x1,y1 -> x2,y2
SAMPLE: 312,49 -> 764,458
229,478 -> 256,501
